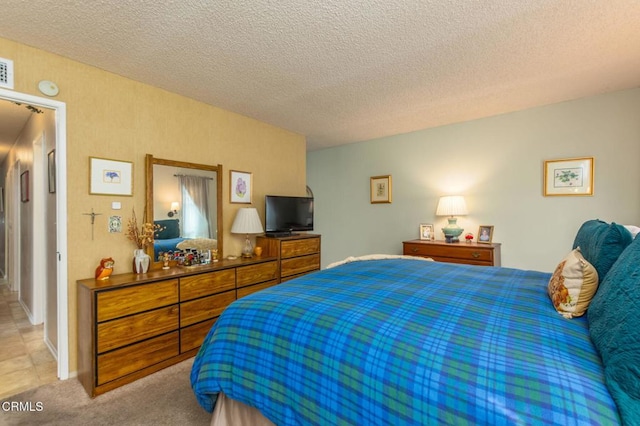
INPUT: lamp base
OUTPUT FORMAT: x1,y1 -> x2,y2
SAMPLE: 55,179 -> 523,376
241,235 -> 254,258
442,217 -> 463,243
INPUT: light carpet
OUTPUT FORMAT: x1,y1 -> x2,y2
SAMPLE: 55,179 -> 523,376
1,358 -> 211,426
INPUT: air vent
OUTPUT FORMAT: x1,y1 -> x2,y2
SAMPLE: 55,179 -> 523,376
0,57 -> 15,89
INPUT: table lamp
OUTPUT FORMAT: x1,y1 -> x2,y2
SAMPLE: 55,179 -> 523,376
436,195 -> 468,243
231,208 -> 264,258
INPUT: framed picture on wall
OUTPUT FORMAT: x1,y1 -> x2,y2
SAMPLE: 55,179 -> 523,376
89,157 -> 133,196
21,170 -> 29,202
230,170 -> 252,204
370,175 -> 392,204
48,149 -> 56,193
419,223 -> 434,240
543,157 -> 594,196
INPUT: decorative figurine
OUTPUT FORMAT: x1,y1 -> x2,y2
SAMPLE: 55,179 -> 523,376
95,257 -> 115,280
212,249 -> 219,262
162,252 -> 170,269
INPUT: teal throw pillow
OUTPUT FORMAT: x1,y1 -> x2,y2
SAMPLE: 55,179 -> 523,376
589,235 -> 640,424
572,219 -> 632,281
154,219 -> 180,239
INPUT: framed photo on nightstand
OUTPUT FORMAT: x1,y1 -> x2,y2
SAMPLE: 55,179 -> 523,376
419,224 -> 434,240
478,226 -> 494,243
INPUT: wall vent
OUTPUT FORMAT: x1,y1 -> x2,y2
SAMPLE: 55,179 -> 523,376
0,57 -> 15,89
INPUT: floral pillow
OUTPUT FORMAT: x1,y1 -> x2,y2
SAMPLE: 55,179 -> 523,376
548,248 -> 599,318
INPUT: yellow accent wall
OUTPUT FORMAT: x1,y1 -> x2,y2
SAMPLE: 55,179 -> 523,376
0,37 -> 307,372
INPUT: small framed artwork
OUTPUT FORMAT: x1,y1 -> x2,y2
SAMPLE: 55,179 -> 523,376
544,157 -> 594,196
48,149 -> 56,193
478,225 -> 494,244
21,170 -> 29,202
419,223 -> 434,240
108,215 -> 122,233
370,175 -> 392,204
230,170 -> 252,204
89,157 -> 133,196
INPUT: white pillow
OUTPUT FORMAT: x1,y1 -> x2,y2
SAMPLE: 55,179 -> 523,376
624,225 -> 640,239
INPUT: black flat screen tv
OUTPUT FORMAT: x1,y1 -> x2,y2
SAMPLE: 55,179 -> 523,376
265,195 -> 314,236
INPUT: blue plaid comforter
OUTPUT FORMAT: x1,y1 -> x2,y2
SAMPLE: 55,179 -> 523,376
191,258 -> 620,425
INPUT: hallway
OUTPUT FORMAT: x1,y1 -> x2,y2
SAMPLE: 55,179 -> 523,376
0,280 -> 57,399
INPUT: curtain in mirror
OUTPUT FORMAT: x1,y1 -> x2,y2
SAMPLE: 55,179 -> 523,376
178,175 -> 214,238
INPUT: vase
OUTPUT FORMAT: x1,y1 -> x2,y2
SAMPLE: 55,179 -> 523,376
133,249 -> 151,274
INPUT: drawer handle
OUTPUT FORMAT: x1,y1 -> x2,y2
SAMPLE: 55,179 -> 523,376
411,248 -> 419,253
471,252 -> 480,258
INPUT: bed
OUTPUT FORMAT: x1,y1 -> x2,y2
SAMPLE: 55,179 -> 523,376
153,219 -> 188,254
153,219 -> 218,257
191,220 -> 640,425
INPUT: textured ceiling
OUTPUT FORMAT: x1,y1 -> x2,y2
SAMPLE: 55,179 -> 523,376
0,0 -> 639,151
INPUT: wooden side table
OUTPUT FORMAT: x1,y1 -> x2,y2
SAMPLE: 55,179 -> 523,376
403,239 -> 501,266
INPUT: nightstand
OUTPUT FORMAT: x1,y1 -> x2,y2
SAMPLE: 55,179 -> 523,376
403,239 -> 501,266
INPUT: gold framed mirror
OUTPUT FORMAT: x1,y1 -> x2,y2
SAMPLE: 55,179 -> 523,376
145,154 -> 223,268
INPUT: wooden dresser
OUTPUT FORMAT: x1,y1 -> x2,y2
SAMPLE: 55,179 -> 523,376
77,256 -> 278,397
403,239 -> 501,266
256,234 -> 321,282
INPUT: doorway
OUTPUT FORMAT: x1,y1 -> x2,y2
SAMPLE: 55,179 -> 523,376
0,88 -> 69,380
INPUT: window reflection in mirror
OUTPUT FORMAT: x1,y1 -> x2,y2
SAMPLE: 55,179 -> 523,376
146,155 -> 222,265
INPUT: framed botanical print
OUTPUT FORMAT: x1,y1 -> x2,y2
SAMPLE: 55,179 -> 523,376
89,157 -> 133,196
543,157 -> 594,196
370,175 -> 392,204
230,170 -> 252,204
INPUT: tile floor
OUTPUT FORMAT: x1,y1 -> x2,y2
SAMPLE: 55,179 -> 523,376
0,281 -> 58,399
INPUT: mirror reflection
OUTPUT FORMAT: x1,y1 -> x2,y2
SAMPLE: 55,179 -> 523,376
146,155 -> 223,264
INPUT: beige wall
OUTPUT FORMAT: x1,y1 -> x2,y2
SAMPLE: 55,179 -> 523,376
0,37 -> 307,372
308,88 -> 640,272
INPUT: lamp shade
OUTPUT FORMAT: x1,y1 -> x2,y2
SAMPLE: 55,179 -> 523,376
231,208 -> 264,234
170,202 -> 180,211
436,195 -> 468,217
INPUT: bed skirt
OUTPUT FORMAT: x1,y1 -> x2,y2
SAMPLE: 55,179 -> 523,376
211,393 -> 274,426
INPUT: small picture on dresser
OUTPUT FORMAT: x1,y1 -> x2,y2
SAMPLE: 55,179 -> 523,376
419,224 -> 434,241
478,226 -> 494,244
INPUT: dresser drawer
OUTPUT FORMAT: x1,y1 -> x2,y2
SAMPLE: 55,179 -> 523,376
181,319 -> 216,353
281,254 -> 320,278
180,269 -> 236,301
97,331 -> 179,385
97,280 -> 179,322
407,243 -> 493,261
180,290 -> 236,327
97,305 -> 179,353
237,279 -> 279,299
237,261 -> 278,288
281,238 -> 320,258
403,240 -> 500,266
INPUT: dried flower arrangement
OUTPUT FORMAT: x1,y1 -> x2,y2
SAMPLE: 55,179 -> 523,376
126,209 -> 161,249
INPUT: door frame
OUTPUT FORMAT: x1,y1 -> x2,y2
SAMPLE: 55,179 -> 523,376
0,88 -> 69,379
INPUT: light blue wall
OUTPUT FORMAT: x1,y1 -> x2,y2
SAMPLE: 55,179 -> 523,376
307,88 -> 640,272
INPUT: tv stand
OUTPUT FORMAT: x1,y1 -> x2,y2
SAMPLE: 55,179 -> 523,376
256,234 -> 321,282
